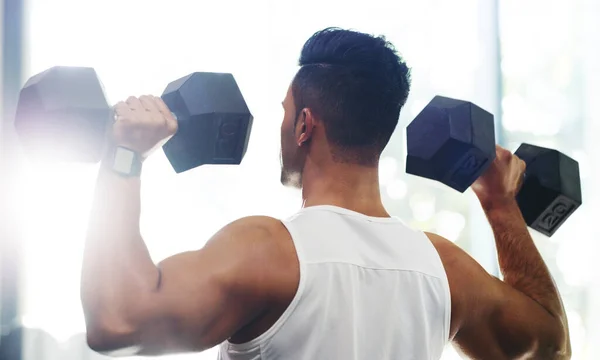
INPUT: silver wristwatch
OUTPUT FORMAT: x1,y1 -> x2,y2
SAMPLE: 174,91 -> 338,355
106,146 -> 143,177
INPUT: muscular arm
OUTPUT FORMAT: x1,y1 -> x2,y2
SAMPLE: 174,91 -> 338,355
428,199 -> 571,359
81,168 -> 292,355
485,200 -> 570,330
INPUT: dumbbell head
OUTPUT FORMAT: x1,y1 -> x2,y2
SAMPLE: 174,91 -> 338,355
406,96 -> 496,192
15,66 -> 111,162
161,72 -> 253,173
515,143 -> 582,236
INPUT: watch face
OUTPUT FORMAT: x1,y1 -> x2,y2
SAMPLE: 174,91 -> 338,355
113,147 -> 135,174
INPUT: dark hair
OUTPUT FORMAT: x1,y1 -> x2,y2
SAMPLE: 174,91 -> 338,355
292,27 -> 411,165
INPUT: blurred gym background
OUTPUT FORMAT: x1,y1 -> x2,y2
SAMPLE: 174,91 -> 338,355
0,0 -> 598,359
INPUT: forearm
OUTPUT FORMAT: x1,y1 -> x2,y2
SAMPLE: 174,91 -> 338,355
81,166 -> 159,329
484,199 -> 566,321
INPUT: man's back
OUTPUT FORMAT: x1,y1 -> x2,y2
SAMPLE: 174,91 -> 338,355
219,205 -> 451,360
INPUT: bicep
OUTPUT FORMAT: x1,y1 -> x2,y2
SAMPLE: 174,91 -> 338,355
134,217 -> 278,354
428,233 -> 562,359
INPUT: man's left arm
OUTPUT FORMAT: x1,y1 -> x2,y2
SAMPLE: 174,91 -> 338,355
81,167 -> 284,355
80,95 -> 287,356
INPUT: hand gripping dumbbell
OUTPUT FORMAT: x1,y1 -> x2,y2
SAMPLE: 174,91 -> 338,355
405,95 -> 582,236
14,66 -> 253,173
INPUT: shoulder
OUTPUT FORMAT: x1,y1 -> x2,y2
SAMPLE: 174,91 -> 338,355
424,231 -> 459,250
224,215 -> 285,230
215,215 -> 290,246
212,216 -> 298,296
425,232 -> 480,273
424,231 -> 496,340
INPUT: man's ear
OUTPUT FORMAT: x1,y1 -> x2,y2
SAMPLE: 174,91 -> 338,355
296,108 -> 315,146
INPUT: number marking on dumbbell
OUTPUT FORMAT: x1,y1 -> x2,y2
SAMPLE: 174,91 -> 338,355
533,196 -> 577,236
444,148 -> 489,192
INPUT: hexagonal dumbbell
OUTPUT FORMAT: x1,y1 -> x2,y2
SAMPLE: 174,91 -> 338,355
405,95 -> 582,236
513,143 -> 582,236
15,66 -> 112,162
161,72 -> 252,173
15,66 -> 253,172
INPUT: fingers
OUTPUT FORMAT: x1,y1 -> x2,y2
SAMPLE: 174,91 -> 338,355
139,95 -> 160,113
114,95 -> 177,135
119,95 -> 160,124
153,96 -> 178,134
154,96 -> 171,117
495,144 -> 512,161
113,101 -> 134,122
516,160 -> 527,193
125,96 -> 144,111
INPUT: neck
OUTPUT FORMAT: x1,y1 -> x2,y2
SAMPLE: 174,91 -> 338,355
301,159 -> 389,218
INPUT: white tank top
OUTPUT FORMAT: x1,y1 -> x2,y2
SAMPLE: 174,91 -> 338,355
218,205 -> 451,360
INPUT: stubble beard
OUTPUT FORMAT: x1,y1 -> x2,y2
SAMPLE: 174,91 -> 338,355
280,150 -> 302,189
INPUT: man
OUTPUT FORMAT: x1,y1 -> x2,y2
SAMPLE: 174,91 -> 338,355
81,28 -> 571,359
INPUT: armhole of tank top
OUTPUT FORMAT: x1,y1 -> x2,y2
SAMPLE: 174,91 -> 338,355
443,267 -> 452,344
418,230 -> 452,345
223,218 -> 308,352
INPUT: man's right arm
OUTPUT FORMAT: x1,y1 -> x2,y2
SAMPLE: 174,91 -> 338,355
428,206 -> 570,359
427,146 -> 571,359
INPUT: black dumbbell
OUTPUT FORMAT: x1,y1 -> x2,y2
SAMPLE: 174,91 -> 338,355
405,95 -> 582,236
14,66 -> 253,173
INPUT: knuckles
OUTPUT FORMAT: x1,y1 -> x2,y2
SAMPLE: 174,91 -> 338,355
113,95 -> 177,134
496,147 -> 512,160
109,95 -> 177,154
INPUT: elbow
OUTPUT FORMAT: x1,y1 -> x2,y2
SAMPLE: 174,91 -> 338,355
85,317 -> 139,356
86,328 -> 115,354
560,349 -> 573,360
554,317 -> 572,360
540,321 -> 572,360
544,346 -> 571,360
81,290 -> 158,355
541,345 -> 571,360
553,337 -> 572,360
